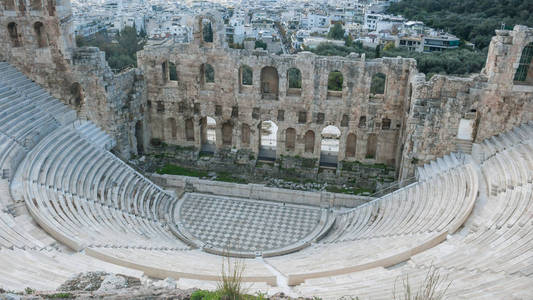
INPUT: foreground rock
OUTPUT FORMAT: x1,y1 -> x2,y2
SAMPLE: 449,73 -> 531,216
0,272 -> 314,299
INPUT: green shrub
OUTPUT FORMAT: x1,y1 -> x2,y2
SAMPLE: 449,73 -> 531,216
191,290 -> 220,300
156,164 -> 208,177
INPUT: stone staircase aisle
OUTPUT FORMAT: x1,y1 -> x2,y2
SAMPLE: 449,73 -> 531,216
455,138 -> 473,154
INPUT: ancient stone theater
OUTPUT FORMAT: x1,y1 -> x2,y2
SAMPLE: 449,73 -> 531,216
0,0 -> 532,298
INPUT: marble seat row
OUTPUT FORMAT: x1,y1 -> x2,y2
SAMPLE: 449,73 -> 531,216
295,264 -> 533,299
292,124 -> 533,299
0,247 -> 144,292
416,152 -> 465,181
325,163 -> 477,243
472,121 -> 533,163
18,125 -> 187,251
263,162 -> 478,285
73,120 -> 117,151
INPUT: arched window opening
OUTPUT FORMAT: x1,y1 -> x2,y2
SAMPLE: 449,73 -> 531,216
222,122 -> 233,146
240,65 -> 253,86
47,0 -> 55,15
201,63 -> 215,84
69,82 -> 83,108
169,62 -> 178,81
382,118 -> 391,130
327,70 -> 343,99
370,73 -> 386,95
304,130 -> 315,154
258,120 -> 277,160
287,68 -> 301,96
167,118 -> 177,139
260,66 -> 279,100
8,22 -> 21,47
30,0 -> 41,10
3,0 -> 15,10
185,118 -> 195,141
202,19 -> 213,43
241,124 -> 250,146
34,22 -> 48,48
285,128 -> 296,151
514,43 -> 533,84
346,133 -> 357,158
320,126 -> 341,166
366,134 -> 378,159
327,70 -> 343,91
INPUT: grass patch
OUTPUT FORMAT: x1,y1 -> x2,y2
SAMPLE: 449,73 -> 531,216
156,164 -> 208,177
215,172 -> 248,184
190,290 -> 268,300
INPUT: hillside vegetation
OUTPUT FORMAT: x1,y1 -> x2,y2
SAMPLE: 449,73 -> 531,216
387,0 -> 533,49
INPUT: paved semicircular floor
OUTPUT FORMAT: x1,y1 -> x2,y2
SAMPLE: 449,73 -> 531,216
173,193 -> 329,257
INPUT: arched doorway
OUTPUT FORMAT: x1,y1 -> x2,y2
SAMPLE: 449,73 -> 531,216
258,120 -> 277,161
320,125 -> 341,167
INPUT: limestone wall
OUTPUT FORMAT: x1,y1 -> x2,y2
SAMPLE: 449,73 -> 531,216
0,2 -> 147,158
398,25 -> 533,179
138,15 -> 415,169
1,4 -> 532,181
152,173 -> 373,208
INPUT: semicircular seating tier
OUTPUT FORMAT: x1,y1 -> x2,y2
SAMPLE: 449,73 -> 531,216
293,122 -> 533,299
264,153 -> 479,286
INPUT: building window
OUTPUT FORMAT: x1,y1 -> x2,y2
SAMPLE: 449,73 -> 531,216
161,61 -> 168,83
298,111 -> 307,124
327,70 -> 343,91
285,128 -> 296,151
261,66 -> 279,100
287,67 -> 302,96
358,116 -> 366,128
201,63 -> 215,84
34,22 -> 48,48
202,19 -> 213,43
370,73 -> 386,95
277,109 -> 285,122
240,65 -> 253,85
7,22 -> 21,47
169,62 -> 178,81
382,118 -> 391,130
3,0 -> 15,10
514,43 -> 533,83
30,0 -> 41,10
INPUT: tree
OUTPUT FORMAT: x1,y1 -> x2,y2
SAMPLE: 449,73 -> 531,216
383,42 -> 395,51
288,68 -> 301,89
74,26 -> 145,71
375,44 -> 381,58
255,40 -> 267,50
328,71 -> 343,91
387,0 -> 533,49
328,23 -> 345,40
